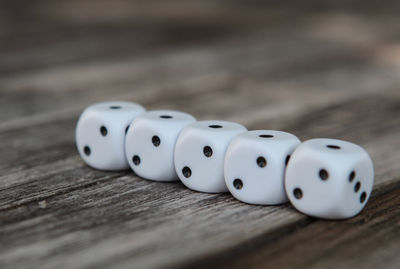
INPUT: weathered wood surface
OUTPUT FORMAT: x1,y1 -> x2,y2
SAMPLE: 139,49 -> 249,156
1,1 -> 400,268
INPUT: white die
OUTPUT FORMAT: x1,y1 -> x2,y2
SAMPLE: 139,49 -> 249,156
285,138 -> 374,219
125,110 -> 196,182
224,130 -> 300,205
76,101 -> 145,170
174,120 -> 247,193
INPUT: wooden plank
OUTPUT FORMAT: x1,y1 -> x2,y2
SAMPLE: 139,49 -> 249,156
178,180 -> 400,269
1,37 -> 399,123
0,90 -> 399,268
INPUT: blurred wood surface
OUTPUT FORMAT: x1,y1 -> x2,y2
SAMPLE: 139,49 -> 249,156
1,1 -> 400,268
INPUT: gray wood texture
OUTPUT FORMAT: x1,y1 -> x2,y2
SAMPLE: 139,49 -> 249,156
1,1 -> 399,268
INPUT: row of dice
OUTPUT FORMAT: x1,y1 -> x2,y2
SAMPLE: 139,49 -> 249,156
76,101 -> 374,220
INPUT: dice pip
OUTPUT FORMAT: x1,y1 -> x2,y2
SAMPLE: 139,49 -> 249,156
174,120 -> 247,193
285,138 -> 374,219
125,110 -> 196,181
224,130 -> 300,205
76,101 -> 145,170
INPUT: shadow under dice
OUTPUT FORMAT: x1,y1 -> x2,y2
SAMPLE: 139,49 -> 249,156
76,101 -> 145,171
225,130 -> 301,205
125,110 -> 196,181
175,120 -> 247,193
285,138 -> 374,219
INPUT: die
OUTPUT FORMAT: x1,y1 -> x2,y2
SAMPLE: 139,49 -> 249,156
285,138 -> 374,219
125,110 -> 196,181
224,130 -> 301,205
174,120 -> 247,193
76,101 -> 145,170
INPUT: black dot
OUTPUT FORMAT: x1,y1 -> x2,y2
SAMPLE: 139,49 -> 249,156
109,106 -> 121,109
257,157 -> 267,168
233,179 -> 243,190
360,192 -> 367,203
293,188 -> 303,199
100,126 -> 108,136
327,145 -> 341,150
354,181 -> 361,192
182,167 -> 192,178
132,155 -> 140,166
84,146 -> 91,156
125,125 -> 130,134
152,136 -> 161,147
203,146 -> 213,157
285,155 -> 291,166
160,115 -> 173,119
349,171 -> 356,182
209,125 -> 222,129
259,134 -> 274,138
319,169 -> 329,181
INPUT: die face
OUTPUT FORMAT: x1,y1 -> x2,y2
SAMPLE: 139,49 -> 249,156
285,138 -> 374,219
225,130 -> 301,205
338,155 -> 374,217
174,120 -> 247,193
125,110 -> 196,182
76,101 -> 145,171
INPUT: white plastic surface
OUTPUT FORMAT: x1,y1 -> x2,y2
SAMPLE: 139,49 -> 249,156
225,130 -> 300,205
76,101 -> 145,171
174,120 -> 247,193
285,138 -> 374,219
125,110 -> 196,182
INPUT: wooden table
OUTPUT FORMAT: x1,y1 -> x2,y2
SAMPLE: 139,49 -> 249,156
1,1 -> 399,268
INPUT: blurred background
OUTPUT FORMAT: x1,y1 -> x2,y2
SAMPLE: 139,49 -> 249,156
1,0 -> 400,127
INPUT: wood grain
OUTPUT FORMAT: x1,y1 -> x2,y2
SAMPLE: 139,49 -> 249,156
0,1 -> 399,268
